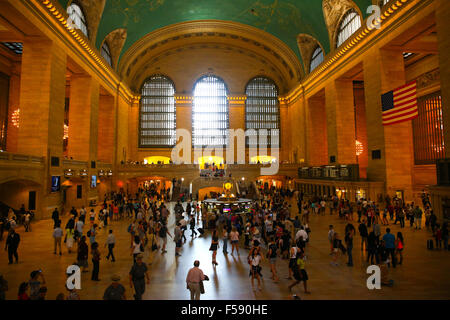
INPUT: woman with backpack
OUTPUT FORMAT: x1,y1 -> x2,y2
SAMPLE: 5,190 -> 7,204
288,250 -> 310,299
248,240 -> 263,291
131,235 -> 144,263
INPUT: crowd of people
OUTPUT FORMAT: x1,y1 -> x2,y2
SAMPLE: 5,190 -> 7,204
0,184 -> 448,300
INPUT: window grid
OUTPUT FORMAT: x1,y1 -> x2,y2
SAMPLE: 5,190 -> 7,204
67,3 -> 89,38
336,9 -> 361,48
245,77 -> 280,147
139,76 -> 176,148
310,46 -> 324,72
1,42 -> 23,55
101,42 -> 112,66
192,76 -> 229,147
412,92 -> 445,165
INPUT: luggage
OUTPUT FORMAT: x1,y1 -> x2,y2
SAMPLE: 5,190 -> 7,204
427,239 -> 434,250
197,228 -> 205,235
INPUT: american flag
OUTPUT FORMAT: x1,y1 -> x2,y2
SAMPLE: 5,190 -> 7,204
381,81 -> 418,126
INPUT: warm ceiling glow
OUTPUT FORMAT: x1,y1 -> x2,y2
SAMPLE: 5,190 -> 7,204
356,140 -> 363,156
11,109 -> 20,128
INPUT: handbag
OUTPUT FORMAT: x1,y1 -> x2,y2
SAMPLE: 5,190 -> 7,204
199,281 -> 205,294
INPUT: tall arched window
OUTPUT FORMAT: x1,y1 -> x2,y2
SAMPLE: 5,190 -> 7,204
67,3 -> 89,38
192,75 -> 229,147
336,9 -> 361,48
101,42 -> 112,66
245,77 -> 279,147
139,75 -> 176,147
310,46 -> 324,72
381,0 -> 391,6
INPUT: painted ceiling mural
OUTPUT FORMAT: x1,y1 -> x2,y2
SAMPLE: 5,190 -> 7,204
58,0 -> 372,64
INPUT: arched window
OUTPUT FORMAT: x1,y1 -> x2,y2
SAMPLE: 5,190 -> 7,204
139,75 -> 176,147
101,42 -> 112,66
192,75 -> 229,147
310,46 -> 324,72
336,9 -> 361,48
245,77 -> 279,147
381,0 -> 391,6
67,3 -> 89,38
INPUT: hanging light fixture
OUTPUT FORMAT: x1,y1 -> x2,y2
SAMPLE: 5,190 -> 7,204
64,124 -> 69,139
11,109 -> 20,128
356,140 -> 363,156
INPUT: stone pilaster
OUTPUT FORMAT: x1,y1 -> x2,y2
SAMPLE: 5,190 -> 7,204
325,79 -> 356,165
364,48 -> 414,201
67,75 -> 99,162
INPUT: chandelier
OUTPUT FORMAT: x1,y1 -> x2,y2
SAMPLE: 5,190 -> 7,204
11,109 -> 20,128
356,140 -> 363,156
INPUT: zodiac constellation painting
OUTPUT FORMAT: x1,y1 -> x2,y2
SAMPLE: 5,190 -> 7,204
109,0 -> 166,25
236,0 -> 316,37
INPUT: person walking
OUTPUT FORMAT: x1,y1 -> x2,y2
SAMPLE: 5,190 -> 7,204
222,227 -> 229,254
267,237 -> 279,282
24,212 -> 31,232
129,254 -> 149,300
5,229 -> 20,264
159,220 -> 172,254
229,226 -> 240,255
395,232 -> 404,265
53,221 -> 63,255
77,236 -> 89,272
91,242 -> 101,281
327,225 -> 335,255
103,275 -> 126,300
345,225 -> 354,267
210,229 -> 219,266
51,208 -> 59,228
186,260 -> 208,300
413,206 -> 423,230
174,223 -> 183,257
358,220 -> 368,251
382,228 -> 396,268
65,227 -> 74,254
288,250 -> 310,299
105,229 -> 116,262
189,215 -> 198,238
248,240 -> 263,291
131,235 -> 144,263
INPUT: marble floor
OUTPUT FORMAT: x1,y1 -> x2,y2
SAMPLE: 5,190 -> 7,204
0,202 -> 449,300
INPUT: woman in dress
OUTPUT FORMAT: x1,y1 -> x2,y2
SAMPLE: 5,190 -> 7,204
395,232 -> 404,265
248,240 -> 263,291
209,229 -> 219,266
65,228 -> 74,254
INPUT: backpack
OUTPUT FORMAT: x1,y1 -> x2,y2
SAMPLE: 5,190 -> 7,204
87,230 -> 91,237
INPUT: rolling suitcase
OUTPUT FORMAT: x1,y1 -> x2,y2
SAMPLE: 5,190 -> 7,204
427,239 -> 434,250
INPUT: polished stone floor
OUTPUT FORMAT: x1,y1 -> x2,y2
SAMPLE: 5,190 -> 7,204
1,201 -> 449,300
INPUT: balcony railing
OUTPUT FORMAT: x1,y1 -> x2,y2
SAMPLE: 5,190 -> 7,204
0,152 -> 44,165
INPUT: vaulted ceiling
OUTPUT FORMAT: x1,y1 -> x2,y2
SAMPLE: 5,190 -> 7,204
59,0 -> 372,65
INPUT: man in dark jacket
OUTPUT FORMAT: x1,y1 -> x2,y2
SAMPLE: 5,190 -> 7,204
5,229 -> 20,264
129,254 -> 149,300
52,208 -> 59,228
358,221 -> 368,251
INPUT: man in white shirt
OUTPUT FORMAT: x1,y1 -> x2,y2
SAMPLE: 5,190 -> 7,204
186,260 -> 207,300
105,229 -> 116,262
295,226 -> 308,243
75,219 -> 84,240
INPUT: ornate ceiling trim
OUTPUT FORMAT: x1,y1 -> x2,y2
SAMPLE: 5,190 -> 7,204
297,34 -> 326,75
129,42 -> 289,94
118,20 -> 304,85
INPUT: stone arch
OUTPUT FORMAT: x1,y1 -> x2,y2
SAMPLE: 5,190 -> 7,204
296,34 -> 326,74
322,0 -> 363,51
100,28 -> 127,70
67,0 -> 106,45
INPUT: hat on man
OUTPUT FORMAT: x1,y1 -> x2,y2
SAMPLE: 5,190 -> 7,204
136,253 -> 144,260
111,274 -> 121,282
